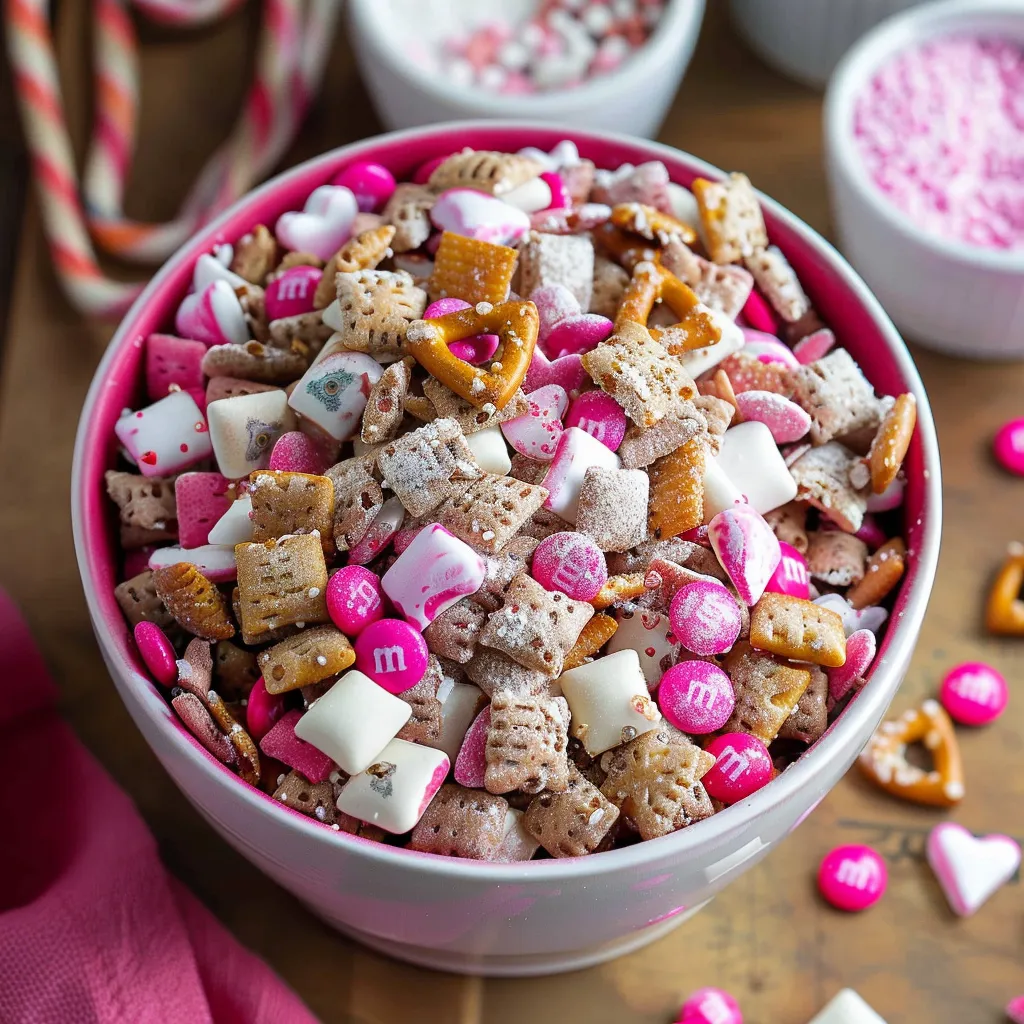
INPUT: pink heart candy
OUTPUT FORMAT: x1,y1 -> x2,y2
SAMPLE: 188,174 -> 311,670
268,430 -> 332,474
544,313 -> 614,357
174,472 -> 234,548
331,160 -> 396,213
275,185 -> 358,260
707,505 -> 781,606
827,628 -> 876,702
265,265 -> 322,321
454,705 -> 491,788
174,279 -> 248,347
927,822 -> 1021,917
734,390 -> 811,443
145,334 -> 205,401
500,383 -> 568,461
740,328 -> 800,368
793,328 -> 836,365
532,283 -> 582,343
430,187 -> 530,246
563,390 -> 627,452
523,348 -> 589,396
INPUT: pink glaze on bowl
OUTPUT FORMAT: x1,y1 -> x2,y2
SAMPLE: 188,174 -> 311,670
71,123 -> 941,977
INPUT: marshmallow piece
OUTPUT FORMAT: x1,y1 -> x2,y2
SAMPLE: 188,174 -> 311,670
542,426 -> 621,523
335,737 -> 450,834
288,351 -> 384,440
494,808 -> 542,862
465,425 -> 512,476
193,252 -> 248,292
207,389 -> 295,480
293,670 -> 412,775
207,495 -> 254,546
115,390 -> 213,478
433,681 -> 487,762
148,543 -> 235,583
501,176 -> 553,213
559,648 -> 662,755
606,607 -> 679,689
680,311 -> 744,377
716,421 -> 798,514
702,454 -> 745,522
382,523 -> 487,630
808,990 -> 888,1024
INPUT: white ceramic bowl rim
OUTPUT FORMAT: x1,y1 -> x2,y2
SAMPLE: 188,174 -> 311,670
825,0 -> 1024,273
72,120 -> 942,883
348,0 -> 705,115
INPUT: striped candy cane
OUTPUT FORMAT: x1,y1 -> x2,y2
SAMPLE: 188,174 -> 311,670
5,0 -> 341,318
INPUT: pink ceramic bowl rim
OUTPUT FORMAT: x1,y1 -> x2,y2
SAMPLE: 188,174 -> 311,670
71,121 -> 942,881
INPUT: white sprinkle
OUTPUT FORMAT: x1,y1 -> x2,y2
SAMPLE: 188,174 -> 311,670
308,587 -> 321,598
317,655 -> 328,666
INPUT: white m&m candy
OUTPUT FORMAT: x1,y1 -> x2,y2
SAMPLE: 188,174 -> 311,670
115,390 -> 212,478
335,738 -> 449,834
288,350 -> 384,440
207,389 -> 295,480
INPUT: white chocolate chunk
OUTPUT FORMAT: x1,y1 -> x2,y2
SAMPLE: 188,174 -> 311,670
702,454 -> 745,522
207,495 -> 254,546
464,425 -> 512,476
288,349 -> 384,441
431,682 -> 487,762
606,607 -> 678,689
715,421 -> 798,515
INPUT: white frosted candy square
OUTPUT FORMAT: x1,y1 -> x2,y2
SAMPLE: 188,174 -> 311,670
432,681 -> 487,762
808,990 -> 888,1024
680,310 -> 744,377
605,607 -> 678,689
558,648 -> 662,755
335,738 -> 450,834
288,349 -> 384,440
702,454 -> 745,522
207,494 -> 254,545
716,421 -> 798,514
464,425 -> 512,476
207,389 -> 295,480
114,390 -> 212,478
542,426 -> 621,523
293,670 -> 411,775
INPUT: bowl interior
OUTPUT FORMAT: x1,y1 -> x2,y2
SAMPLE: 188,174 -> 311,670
73,123 -> 941,876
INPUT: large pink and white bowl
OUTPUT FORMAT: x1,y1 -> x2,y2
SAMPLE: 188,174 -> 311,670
72,123 -> 941,977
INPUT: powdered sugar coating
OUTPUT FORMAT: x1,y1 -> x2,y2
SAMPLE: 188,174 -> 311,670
657,661 -> 735,734
326,565 -> 385,636
669,580 -> 742,657
532,531 -> 608,601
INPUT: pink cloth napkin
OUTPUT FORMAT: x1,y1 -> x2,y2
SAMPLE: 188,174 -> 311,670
0,590 -> 319,1024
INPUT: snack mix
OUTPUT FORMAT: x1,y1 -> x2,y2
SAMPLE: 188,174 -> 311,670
110,140 -> 915,860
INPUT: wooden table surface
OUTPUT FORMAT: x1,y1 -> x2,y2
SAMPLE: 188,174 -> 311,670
2,4 -> 1023,1022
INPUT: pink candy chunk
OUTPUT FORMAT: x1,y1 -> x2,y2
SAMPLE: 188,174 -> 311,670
331,161 -> 397,213
265,265 -> 322,322
854,514 -> 888,550
354,618 -> 429,693
678,988 -> 743,1024
657,661 -> 735,735
739,329 -> 800,368
739,288 -> 777,333
327,565 -> 385,637
500,383 -> 568,461
865,475 -> 904,513
381,523 -> 487,630
539,171 -> 570,210
564,390 -> 627,452
454,704 -> 491,788
827,628 -> 876,702
707,506 -> 781,606
532,283 -> 582,344
764,541 -> 810,600
133,621 -> 178,687
531,531 -> 608,601
174,279 -> 248,347
523,348 -> 588,396
669,581 -> 742,657
174,472 -> 233,549
818,844 -> 887,912
259,708 -> 335,783
424,297 -> 500,363
145,334 -> 206,401
939,661 -> 1008,726
430,188 -> 531,246
792,328 -> 835,365
412,153 -> 452,185
733,391 -> 811,444
702,733 -> 773,804
246,676 -> 288,742
544,314 -> 614,357
268,430 -> 332,474
993,418 -> 1024,477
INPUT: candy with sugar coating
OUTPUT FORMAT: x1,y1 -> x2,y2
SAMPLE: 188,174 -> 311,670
207,389 -> 294,480
531,531 -> 607,601
708,505 -> 781,606
500,383 -> 567,461
658,661 -> 734,734
259,708 -> 335,783
145,334 -> 205,402
327,565 -> 385,636
115,390 -> 213,478
563,389 -> 626,451
288,351 -> 384,441
293,670 -> 411,774
335,738 -> 449,834
669,580 -> 741,656
926,821 -> 1020,917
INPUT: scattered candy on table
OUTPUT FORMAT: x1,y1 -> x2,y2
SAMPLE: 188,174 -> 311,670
817,844 -> 887,913
106,142 -> 916,859
926,822 -> 1021,918
807,989 -> 888,1024
939,661 -> 1008,726
677,987 -> 742,1024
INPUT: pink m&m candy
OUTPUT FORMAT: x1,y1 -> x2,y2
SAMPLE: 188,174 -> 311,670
564,390 -> 627,452
669,581 -> 742,657
327,565 -> 385,636
246,676 -> 288,742
545,313 -> 614,357
424,298 -> 500,363
764,541 -> 810,599
740,288 -> 777,333
532,531 -> 608,601
994,418 -> 1024,476
354,618 -> 429,693
818,844 -> 887,912
331,161 -> 396,213
657,662 -> 735,734
134,621 -> 178,687
265,265 -> 322,321
678,987 -> 743,1024
702,733 -> 773,804
939,661 -> 1008,726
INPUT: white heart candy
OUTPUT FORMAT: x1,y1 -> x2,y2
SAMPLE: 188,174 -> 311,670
275,185 -> 357,260
174,279 -> 248,347
430,188 -> 531,245
926,822 -> 1021,916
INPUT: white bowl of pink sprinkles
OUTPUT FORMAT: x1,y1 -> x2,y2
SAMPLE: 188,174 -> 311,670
825,0 -> 1024,359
